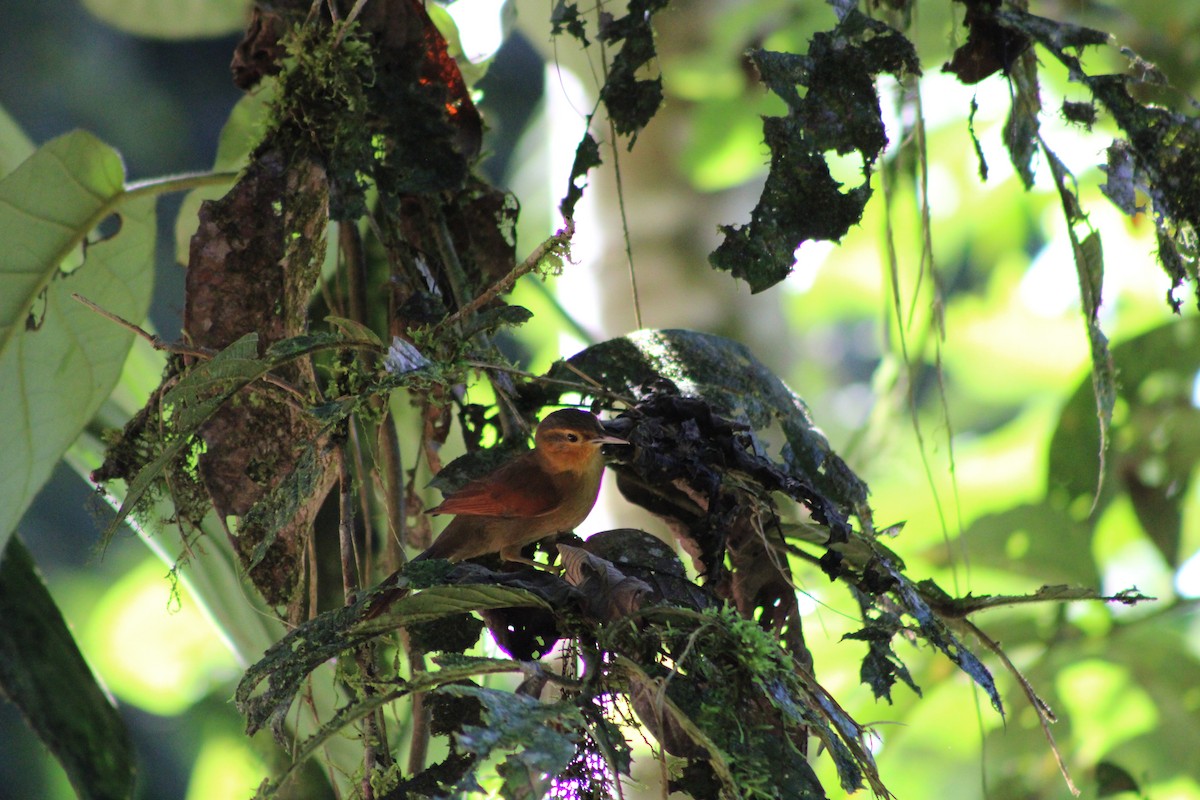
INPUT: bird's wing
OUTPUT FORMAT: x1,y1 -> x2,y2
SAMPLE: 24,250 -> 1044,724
430,459 -> 562,518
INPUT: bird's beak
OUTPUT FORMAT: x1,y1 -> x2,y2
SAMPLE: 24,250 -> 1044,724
592,433 -> 629,446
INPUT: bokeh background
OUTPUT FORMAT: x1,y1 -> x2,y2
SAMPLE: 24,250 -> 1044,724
5,0 -> 1200,797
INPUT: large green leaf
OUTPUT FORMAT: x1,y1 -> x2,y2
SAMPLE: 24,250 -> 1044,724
0,536 -> 136,800
81,0 -> 249,39
0,130 -> 155,555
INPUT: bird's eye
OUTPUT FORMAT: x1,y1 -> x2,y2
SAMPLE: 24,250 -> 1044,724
566,433 -> 579,443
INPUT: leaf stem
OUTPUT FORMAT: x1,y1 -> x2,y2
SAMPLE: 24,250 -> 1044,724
123,170 -> 238,201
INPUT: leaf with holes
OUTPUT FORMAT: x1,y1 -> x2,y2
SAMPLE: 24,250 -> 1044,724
0,130 -> 154,553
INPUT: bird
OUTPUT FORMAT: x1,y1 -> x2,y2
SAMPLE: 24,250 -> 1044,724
361,409 -> 625,621
411,408 -> 627,568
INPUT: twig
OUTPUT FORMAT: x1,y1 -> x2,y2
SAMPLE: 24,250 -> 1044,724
342,220 -> 369,327
560,361 -> 608,394
338,445 -> 358,601
72,293 -> 377,407
407,647 -> 431,775
927,585 -> 1154,618
348,419 -> 372,583
960,618 -> 1080,796
377,409 -> 407,563
524,276 -> 597,344
72,293 -> 211,359
333,0 -> 370,47
431,207 -> 471,312
607,118 -> 643,329
595,23 -> 643,330
437,219 -> 576,332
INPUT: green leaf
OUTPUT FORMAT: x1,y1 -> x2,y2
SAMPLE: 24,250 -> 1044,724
439,684 -> 584,799
0,536 -> 136,800
325,315 -> 383,348
1095,761 -> 1141,798
237,582 -> 551,737
995,7 -> 1200,310
97,333 -> 260,545
67,432 -> 282,668
0,103 -> 34,177
709,12 -> 919,292
361,584 -> 553,631
97,330 -> 354,544
1043,149 -> 1116,509
243,445 -> 327,570
81,0 -> 250,39
252,687 -> 409,799
843,610 -> 922,703
886,569 -> 1004,715
0,131 -> 155,554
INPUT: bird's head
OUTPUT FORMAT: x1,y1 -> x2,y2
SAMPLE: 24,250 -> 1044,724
533,408 -> 627,473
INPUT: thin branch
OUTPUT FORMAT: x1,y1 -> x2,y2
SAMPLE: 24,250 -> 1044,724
338,445 -> 358,601
437,219 -> 576,331
607,118 -> 644,330
342,220 -> 369,327
333,0 -> 370,47
431,205 -> 472,312
73,292 -> 379,408
72,293 -> 211,359
595,18 -> 643,330
407,647 -> 431,775
960,618 -> 1079,796
928,585 -> 1154,618
348,419 -> 372,584
377,408 -> 407,563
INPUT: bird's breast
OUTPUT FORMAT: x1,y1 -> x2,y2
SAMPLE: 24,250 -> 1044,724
546,462 -> 605,530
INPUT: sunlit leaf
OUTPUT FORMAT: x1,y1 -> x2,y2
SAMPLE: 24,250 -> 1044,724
0,131 -> 155,554
955,503 -> 1100,587
237,581 -> 551,738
